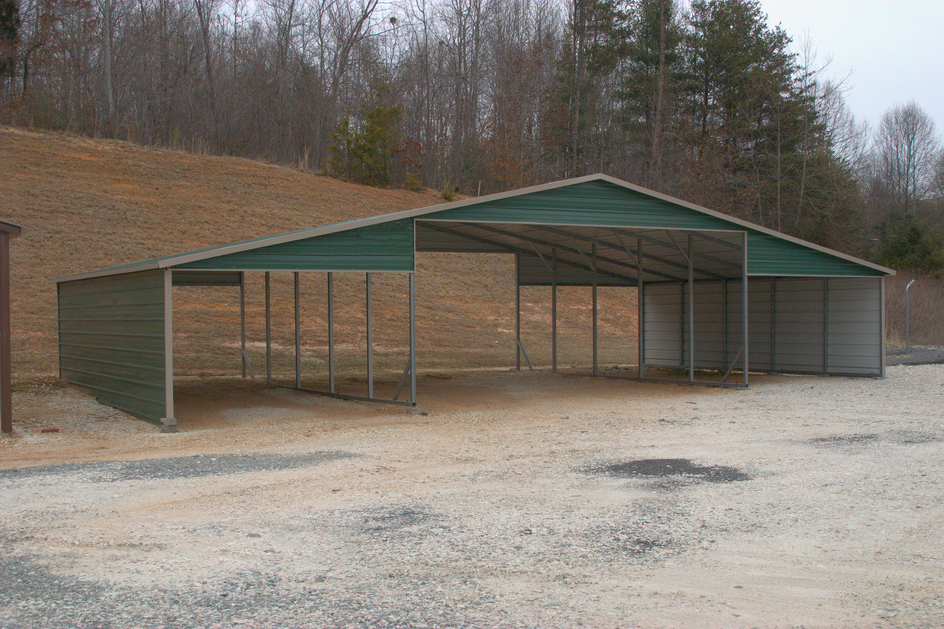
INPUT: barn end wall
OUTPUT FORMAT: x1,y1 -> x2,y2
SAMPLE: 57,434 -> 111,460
643,277 -> 884,377
58,269 -> 168,423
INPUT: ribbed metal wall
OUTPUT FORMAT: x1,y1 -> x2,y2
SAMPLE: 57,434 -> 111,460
58,269 -> 167,423
826,278 -> 884,375
643,283 -> 684,366
774,278 -> 826,372
643,277 -> 883,377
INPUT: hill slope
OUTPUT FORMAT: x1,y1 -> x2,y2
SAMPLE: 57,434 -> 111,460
1,127 -> 637,383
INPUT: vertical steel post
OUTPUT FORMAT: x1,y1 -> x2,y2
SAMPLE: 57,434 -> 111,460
880,277 -> 887,378
722,279 -> 728,369
162,269 -> 175,432
552,247 -> 557,373
240,272 -> 246,378
824,278 -> 830,373
366,273 -> 374,398
637,238 -> 644,379
265,272 -> 271,383
688,234 -> 694,383
409,273 -> 417,405
328,272 -> 335,394
679,281 -> 685,367
905,279 -> 915,353
0,232 -> 11,434
742,232 -> 749,387
770,278 -> 776,371
592,243 -> 598,376
515,253 -> 521,371
294,272 -> 300,389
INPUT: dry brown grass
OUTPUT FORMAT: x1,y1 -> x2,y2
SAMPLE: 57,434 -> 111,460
1,126 -> 638,385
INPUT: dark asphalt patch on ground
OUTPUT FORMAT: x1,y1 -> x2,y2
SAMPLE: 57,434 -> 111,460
587,458 -> 751,483
809,433 -> 880,447
0,451 -> 355,482
363,507 -> 436,534
809,429 -> 941,448
886,348 -> 944,366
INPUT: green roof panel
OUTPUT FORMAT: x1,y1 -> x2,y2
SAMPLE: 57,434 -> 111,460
177,218 -> 415,272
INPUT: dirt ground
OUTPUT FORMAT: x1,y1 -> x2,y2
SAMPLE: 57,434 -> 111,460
0,126 -> 639,380
1,365 -> 941,628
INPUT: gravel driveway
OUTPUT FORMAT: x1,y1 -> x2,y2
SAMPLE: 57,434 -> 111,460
1,365 -> 942,628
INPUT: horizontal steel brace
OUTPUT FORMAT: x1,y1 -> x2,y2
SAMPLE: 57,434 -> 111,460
471,223 -> 683,282
285,386 -> 417,407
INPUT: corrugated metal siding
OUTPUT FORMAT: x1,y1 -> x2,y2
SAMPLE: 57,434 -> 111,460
774,278 -> 825,372
688,282 -> 726,369
646,280 -> 769,371
178,219 -> 415,272
642,283 -> 683,366
642,277 -> 882,376
58,270 -> 166,423
826,277 -> 883,375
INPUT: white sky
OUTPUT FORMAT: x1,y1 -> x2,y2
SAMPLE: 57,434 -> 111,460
759,0 -> 944,138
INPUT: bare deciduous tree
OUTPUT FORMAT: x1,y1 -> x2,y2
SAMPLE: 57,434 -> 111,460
874,100 -> 941,213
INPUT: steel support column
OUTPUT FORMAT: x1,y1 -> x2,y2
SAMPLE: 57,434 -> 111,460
722,279 -> 728,369
328,272 -> 335,394
688,234 -> 694,383
637,238 -> 645,379
294,272 -> 300,389
265,272 -> 271,383
515,253 -> 521,371
0,231 -> 12,434
880,277 -> 886,378
770,278 -> 777,372
679,281 -> 685,367
409,273 -> 417,405
742,232 -> 749,387
366,273 -> 374,398
824,278 -> 830,373
592,243 -> 598,376
161,269 -> 176,432
240,272 -> 246,378
552,247 -> 557,373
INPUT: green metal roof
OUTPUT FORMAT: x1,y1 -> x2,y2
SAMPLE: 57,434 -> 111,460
53,174 -> 893,284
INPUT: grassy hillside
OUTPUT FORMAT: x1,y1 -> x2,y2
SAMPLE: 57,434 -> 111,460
1,127 -> 638,386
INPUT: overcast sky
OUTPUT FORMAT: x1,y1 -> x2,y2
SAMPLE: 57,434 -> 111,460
758,0 -> 944,139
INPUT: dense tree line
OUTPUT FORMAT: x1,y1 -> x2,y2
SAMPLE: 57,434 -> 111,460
1,0 -> 942,269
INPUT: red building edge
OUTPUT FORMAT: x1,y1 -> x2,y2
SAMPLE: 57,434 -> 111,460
1,221 -> 23,434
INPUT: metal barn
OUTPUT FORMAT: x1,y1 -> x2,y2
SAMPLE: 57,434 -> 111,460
54,175 -> 893,431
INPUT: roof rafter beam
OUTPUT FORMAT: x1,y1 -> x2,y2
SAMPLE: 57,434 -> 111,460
613,233 -> 640,268
636,230 -> 741,272
418,222 -> 519,255
571,237 -> 595,270
531,243 -> 553,271
418,223 -> 637,285
470,223 -> 685,282
665,231 -> 691,264
536,225 -> 726,281
686,230 -> 744,251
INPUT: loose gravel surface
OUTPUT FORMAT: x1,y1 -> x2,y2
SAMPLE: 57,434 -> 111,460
1,365 -> 942,628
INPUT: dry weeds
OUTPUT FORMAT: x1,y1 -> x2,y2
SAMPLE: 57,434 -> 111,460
1,126 -> 638,383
